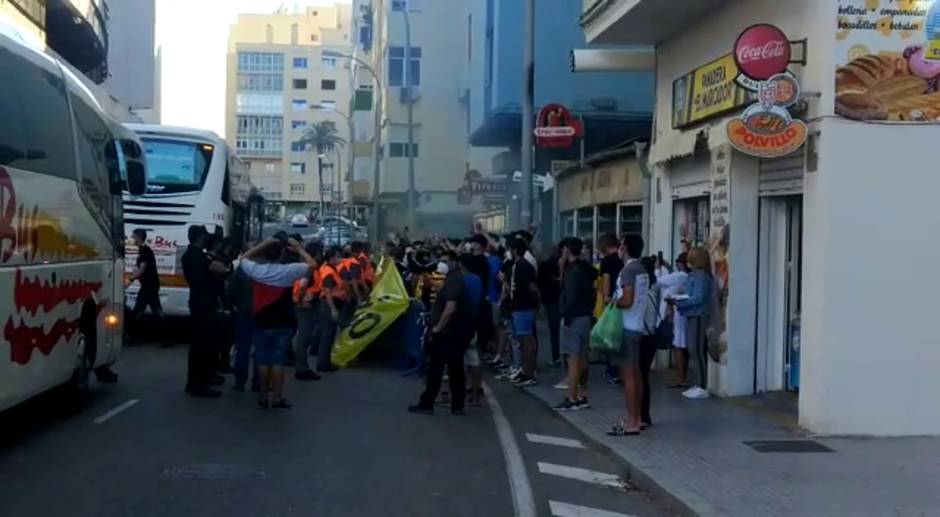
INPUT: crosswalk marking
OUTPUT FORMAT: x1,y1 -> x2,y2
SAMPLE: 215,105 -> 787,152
525,433 -> 586,449
549,501 -> 637,517
537,462 -> 626,490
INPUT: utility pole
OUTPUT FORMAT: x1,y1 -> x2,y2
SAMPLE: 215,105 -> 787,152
317,152 -> 325,217
402,7 -> 417,235
519,0 -> 535,228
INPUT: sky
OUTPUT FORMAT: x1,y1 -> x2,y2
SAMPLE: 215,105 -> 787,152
156,0 -> 350,136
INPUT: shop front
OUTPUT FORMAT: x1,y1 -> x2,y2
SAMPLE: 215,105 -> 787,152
586,0 -> 940,435
555,146 -> 644,253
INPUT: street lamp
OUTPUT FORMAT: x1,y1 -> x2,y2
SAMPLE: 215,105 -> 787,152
316,152 -> 327,217
393,6 -> 418,236
322,50 -> 384,243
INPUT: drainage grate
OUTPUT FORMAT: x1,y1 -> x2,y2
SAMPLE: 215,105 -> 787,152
163,463 -> 266,480
743,440 -> 835,453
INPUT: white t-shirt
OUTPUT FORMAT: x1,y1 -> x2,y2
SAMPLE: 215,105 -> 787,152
614,259 -> 650,333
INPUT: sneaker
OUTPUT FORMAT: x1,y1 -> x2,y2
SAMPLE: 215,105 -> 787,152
683,387 -> 711,399
514,376 -> 539,388
577,397 -> 590,409
682,386 -> 697,397
553,380 -> 569,390
553,398 -> 581,411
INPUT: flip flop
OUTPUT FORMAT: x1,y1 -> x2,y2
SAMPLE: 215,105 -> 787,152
607,422 -> 641,436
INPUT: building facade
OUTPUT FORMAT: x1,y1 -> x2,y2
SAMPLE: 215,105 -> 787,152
465,0 -> 654,248
582,0 -> 940,436
225,4 -> 353,216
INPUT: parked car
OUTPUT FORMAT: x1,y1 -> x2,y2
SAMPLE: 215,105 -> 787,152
290,214 -> 310,227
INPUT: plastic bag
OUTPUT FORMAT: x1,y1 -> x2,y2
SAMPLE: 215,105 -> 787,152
590,304 -> 622,354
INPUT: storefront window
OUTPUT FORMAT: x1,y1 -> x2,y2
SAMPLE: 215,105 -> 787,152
673,197 -> 710,259
619,204 -> 643,237
597,204 -> 617,243
560,211 -> 575,238
577,207 -> 595,247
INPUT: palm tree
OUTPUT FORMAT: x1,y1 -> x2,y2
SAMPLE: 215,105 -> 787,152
300,121 -> 345,216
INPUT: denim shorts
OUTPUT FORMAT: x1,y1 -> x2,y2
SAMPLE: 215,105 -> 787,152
512,310 -> 537,337
253,328 -> 293,367
560,316 -> 592,357
611,329 -> 642,368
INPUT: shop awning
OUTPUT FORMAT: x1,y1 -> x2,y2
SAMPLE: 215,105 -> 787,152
582,0 -> 732,45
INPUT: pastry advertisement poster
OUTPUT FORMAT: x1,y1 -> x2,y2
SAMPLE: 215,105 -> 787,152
835,0 -> 940,122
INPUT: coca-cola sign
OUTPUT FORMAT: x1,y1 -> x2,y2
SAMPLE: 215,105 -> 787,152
734,24 -> 791,82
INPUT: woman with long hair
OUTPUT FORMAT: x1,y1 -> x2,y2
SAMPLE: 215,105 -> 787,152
668,247 -> 714,400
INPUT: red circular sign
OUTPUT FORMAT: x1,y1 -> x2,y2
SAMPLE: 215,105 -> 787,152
734,24 -> 791,81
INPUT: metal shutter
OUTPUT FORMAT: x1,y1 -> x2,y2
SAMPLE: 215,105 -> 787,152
759,149 -> 805,196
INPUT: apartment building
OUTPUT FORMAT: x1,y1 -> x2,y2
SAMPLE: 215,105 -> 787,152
225,4 -> 353,216
350,0 -> 491,236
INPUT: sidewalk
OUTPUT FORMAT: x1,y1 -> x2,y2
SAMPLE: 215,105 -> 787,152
522,363 -> 940,517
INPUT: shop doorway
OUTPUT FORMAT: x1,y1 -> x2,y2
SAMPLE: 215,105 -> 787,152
756,195 -> 803,392
671,197 -> 710,261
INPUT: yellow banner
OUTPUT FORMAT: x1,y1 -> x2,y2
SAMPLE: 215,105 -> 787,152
331,257 -> 411,367
673,54 -> 753,128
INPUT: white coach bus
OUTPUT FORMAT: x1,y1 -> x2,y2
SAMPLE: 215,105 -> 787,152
123,125 -> 259,317
0,28 -> 148,412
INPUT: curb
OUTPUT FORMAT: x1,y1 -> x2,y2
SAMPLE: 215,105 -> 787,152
515,385 -> 700,517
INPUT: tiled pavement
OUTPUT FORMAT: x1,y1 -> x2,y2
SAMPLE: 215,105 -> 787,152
519,362 -> 940,517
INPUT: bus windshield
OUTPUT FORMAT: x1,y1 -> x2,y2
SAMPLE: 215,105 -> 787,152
143,138 -> 213,194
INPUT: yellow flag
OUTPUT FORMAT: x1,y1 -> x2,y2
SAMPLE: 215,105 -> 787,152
331,257 -> 411,367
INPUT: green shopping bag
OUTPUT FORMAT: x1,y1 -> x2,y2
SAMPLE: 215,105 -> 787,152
590,304 -> 622,353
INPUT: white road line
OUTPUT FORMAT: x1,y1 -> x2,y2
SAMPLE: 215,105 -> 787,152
537,462 -> 626,490
525,433 -> 586,449
482,381 -> 536,517
92,399 -> 140,424
549,501 -> 637,517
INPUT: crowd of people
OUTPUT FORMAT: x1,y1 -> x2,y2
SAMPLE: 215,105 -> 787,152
126,221 -> 717,432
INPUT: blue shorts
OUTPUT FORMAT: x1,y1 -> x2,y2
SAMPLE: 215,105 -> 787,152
253,328 -> 293,367
512,310 -> 537,337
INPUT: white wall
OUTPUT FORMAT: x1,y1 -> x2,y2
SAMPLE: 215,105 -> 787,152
801,119 -> 940,436
104,0 -> 156,110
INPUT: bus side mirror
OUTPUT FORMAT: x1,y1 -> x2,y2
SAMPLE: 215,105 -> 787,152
126,161 -> 147,197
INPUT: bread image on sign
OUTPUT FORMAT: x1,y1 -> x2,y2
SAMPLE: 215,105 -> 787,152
836,51 -> 940,121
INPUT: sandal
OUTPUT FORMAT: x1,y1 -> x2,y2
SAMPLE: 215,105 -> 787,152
607,422 -> 641,436
272,398 -> 293,410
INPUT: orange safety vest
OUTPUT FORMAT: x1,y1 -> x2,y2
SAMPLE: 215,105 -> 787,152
357,252 -> 375,284
292,268 -> 322,306
319,263 -> 347,301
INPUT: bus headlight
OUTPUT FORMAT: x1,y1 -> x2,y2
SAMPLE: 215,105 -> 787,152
105,313 -> 120,327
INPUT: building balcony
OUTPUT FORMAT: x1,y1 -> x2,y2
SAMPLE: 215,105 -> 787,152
46,0 -> 109,83
237,148 -> 283,159
581,0 -> 730,45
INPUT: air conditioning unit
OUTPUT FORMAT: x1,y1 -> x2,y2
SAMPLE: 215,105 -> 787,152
399,86 -> 421,103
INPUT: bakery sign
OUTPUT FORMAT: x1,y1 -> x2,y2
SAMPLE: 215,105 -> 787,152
835,0 -> 940,122
672,54 -> 755,129
727,25 -> 808,158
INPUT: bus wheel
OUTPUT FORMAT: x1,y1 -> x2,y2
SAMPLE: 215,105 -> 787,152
63,320 -> 96,413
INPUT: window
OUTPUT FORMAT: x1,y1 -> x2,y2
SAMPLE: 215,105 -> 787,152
358,24 -> 372,50
291,23 -> 299,44
266,24 -> 274,43
319,100 -> 336,109
292,120 -> 308,130
142,138 -> 214,193
291,141 -> 308,152
321,56 -> 338,68
237,74 -> 283,92
389,143 -> 419,157
292,99 -> 308,110
310,34 -> 319,42
236,93 -> 283,115
236,116 -> 283,136
577,207 -> 595,246
71,94 -> 113,224
293,57 -> 308,69
293,78 -> 308,89
321,79 -> 336,90
291,162 -> 306,174
388,47 -> 421,86
238,52 -> 284,73
290,183 -> 305,196
1,49 -> 78,180
265,163 -> 276,173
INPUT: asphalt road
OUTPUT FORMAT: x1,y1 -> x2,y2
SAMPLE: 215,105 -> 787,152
0,342 -> 671,517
